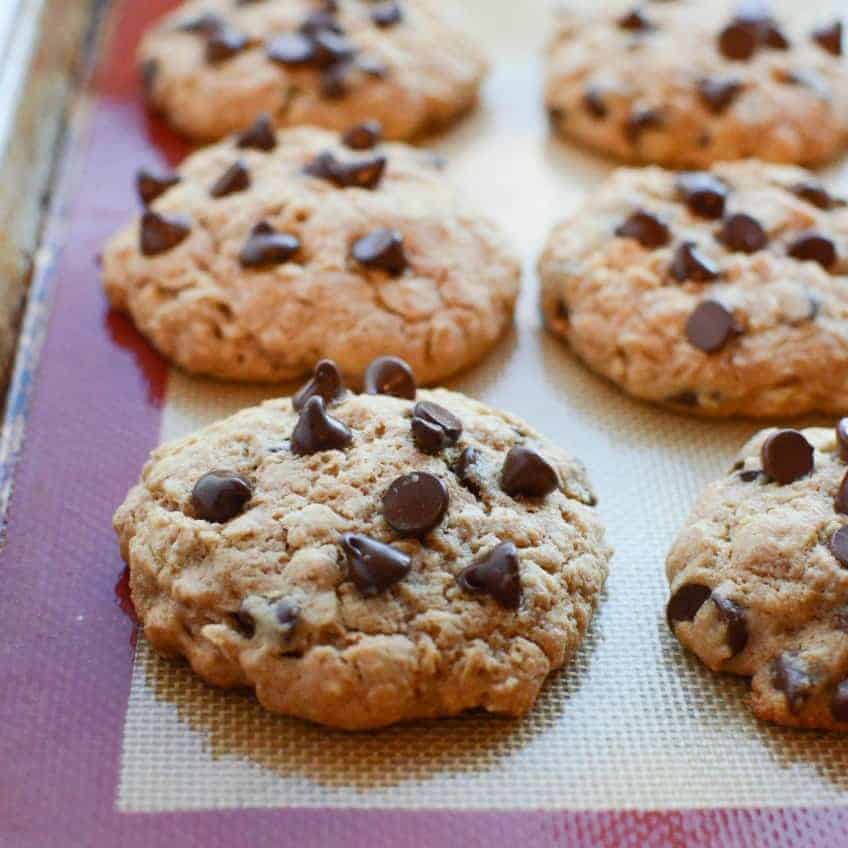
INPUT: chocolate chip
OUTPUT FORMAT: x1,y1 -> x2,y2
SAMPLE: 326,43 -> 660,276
290,396 -> 352,455
788,232 -> 837,270
761,429 -> 814,484
582,86 -> 608,119
299,10 -> 342,37
615,209 -> 671,249
303,151 -> 387,189
364,356 -> 416,399
812,20 -> 842,56
352,228 -> 407,275
666,583 -> 712,629
831,526 -> 848,567
267,32 -> 316,65
274,599 -> 300,633
206,26 -> 248,64
371,1 -> 402,28
177,12 -> 223,33
320,61 -> 353,98
718,212 -> 768,253
411,401 -> 462,452
136,168 -> 180,206
625,107 -> 664,143
236,114 -> 277,151
697,78 -> 743,114
835,472 -> 848,515
618,8 -> 654,31
761,21 -> 789,50
312,30 -> 355,68
837,418 -> 848,461
210,161 -> 250,198
457,542 -> 521,610
791,181 -> 843,211
140,211 -> 191,256
342,120 -> 383,150
676,172 -> 728,219
234,605 -> 256,638
713,595 -> 748,658
293,360 -> 345,411
501,446 -> 558,498
831,679 -> 848,722
239,222 -> 300,268
739,469 -> 761,482
140,59 -> 159,98
452,446 -> 484,498
685,300 -> 739,353
382,472 -> 449,537
671,242 -> 720,283
341,533 -> 412,595
718,19 -> 759,61
773,652 -> 813,714
192,470 -> 252,522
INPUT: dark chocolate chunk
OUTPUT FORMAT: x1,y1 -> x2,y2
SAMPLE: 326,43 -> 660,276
625,107 -> 664,143
761,429 -> 814,484
371,1 -> 403,28
773,652 -> 814,714
582,86 -> 608,119
411,401 -> 462,453
303,151 -> 387,189
666,583 -> 712,629
136,168 -> 180,206
697,77 -> 743,114
140,211 -> 191,256
618,8 -> 655,31
685,300 -> 739,353
267,32 -> 316,66
293,359 -> 345,411
835,471 -> 848,515
718,212 -> 768,253
676,172 -> 728,219
239,222 -> 300,268
787,232 -> 837,270
210,160 -> 251,198
614,209 -> 671,248
206,26 -> 248,64
457,542 -> 522,610
382,472 -> 449,537
290,396 -> 353,455
718,19 -> 759,61
341,533 -> 412,595
342,120 -> 383,150
837,418 -> 848,461
812,20 -> 843,56
501,446 -> 559,498
192,470 -> 252,522
713,595 -> 749,658
670,242 -> 720,282
411,417 -> 447,453
831,526 -> 848,567
364,355 -> 416,399
236,114 -> 277,151
352,228 -> 407,274
831,679 -> 848,722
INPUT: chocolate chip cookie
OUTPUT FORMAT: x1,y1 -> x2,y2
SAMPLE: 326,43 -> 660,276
539,160 -> 848,418
666,422 -> 848,730
103,126 -> 520,385
140,0 -> 487,142
546,1 -> 848,167
113,358 -> 611,729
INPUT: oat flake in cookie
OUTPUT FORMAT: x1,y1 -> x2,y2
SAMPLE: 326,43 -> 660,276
139,0 -> 487,142
113,358 -> 611,730
539,160 -> 848,418
102,126 -> 520,385
545,1 -> 848,167
665,422 -> 848,731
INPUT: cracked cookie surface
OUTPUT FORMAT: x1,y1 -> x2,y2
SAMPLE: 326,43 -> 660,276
103,126 -> 520,385
114,380 -> 611,729
140,0 -> 487,142
539,160 -> 848,418
667,423 -> 848,731
546,1 -> 848,167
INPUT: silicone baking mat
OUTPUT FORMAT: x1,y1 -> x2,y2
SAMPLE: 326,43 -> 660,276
4,0 -> 848,845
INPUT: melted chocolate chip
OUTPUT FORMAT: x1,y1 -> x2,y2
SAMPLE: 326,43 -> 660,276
831,679 -> 848,722
787,232 -> 837,270
713,595 -> 749,657
761,429 -> 814,484
364,356 -> 416,399
452,446 -> 484,498
582,86 -> 608,119
625,107 -> 664,143
382,472 -> 449,537
457,542 -> 521,610
671,242 -> 720,283
791,181 -> 843,211
697,77 -> 743,114
837,418 -> 848,461
411,401 -> 462,453
773,652 -> 813,714
501,446 -> 558,498
206,26 -> 248,64
136,168 -> 180,206
812,20 -> 843,56
239,222 -> 300,268
666,583 -> 712,629
685,301 -> 739,353
210,161 -> 250,198
341,533 -> 412,595
303,151 -> 387,190
290,396 -> 353,455
267,32 -> 316,65
718,212 -> 768,253
371,1 -> 403,28
676,172 -> 728,219
352,228 -> 407,275
618,8 -> 654,31
293,359 -> 345,411
342,120 -> 383,150
192,470 -> 252,522
615,209 -> 671,248
140,211 -> 191,256
831,526 -> 848,567
835,472 -> 848,515
236,114 -> 277,151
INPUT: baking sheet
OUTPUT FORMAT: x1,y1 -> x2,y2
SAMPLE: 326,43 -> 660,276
4,0 -> 848,845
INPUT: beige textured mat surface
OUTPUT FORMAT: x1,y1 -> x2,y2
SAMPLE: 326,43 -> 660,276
118,0 -> 848,813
